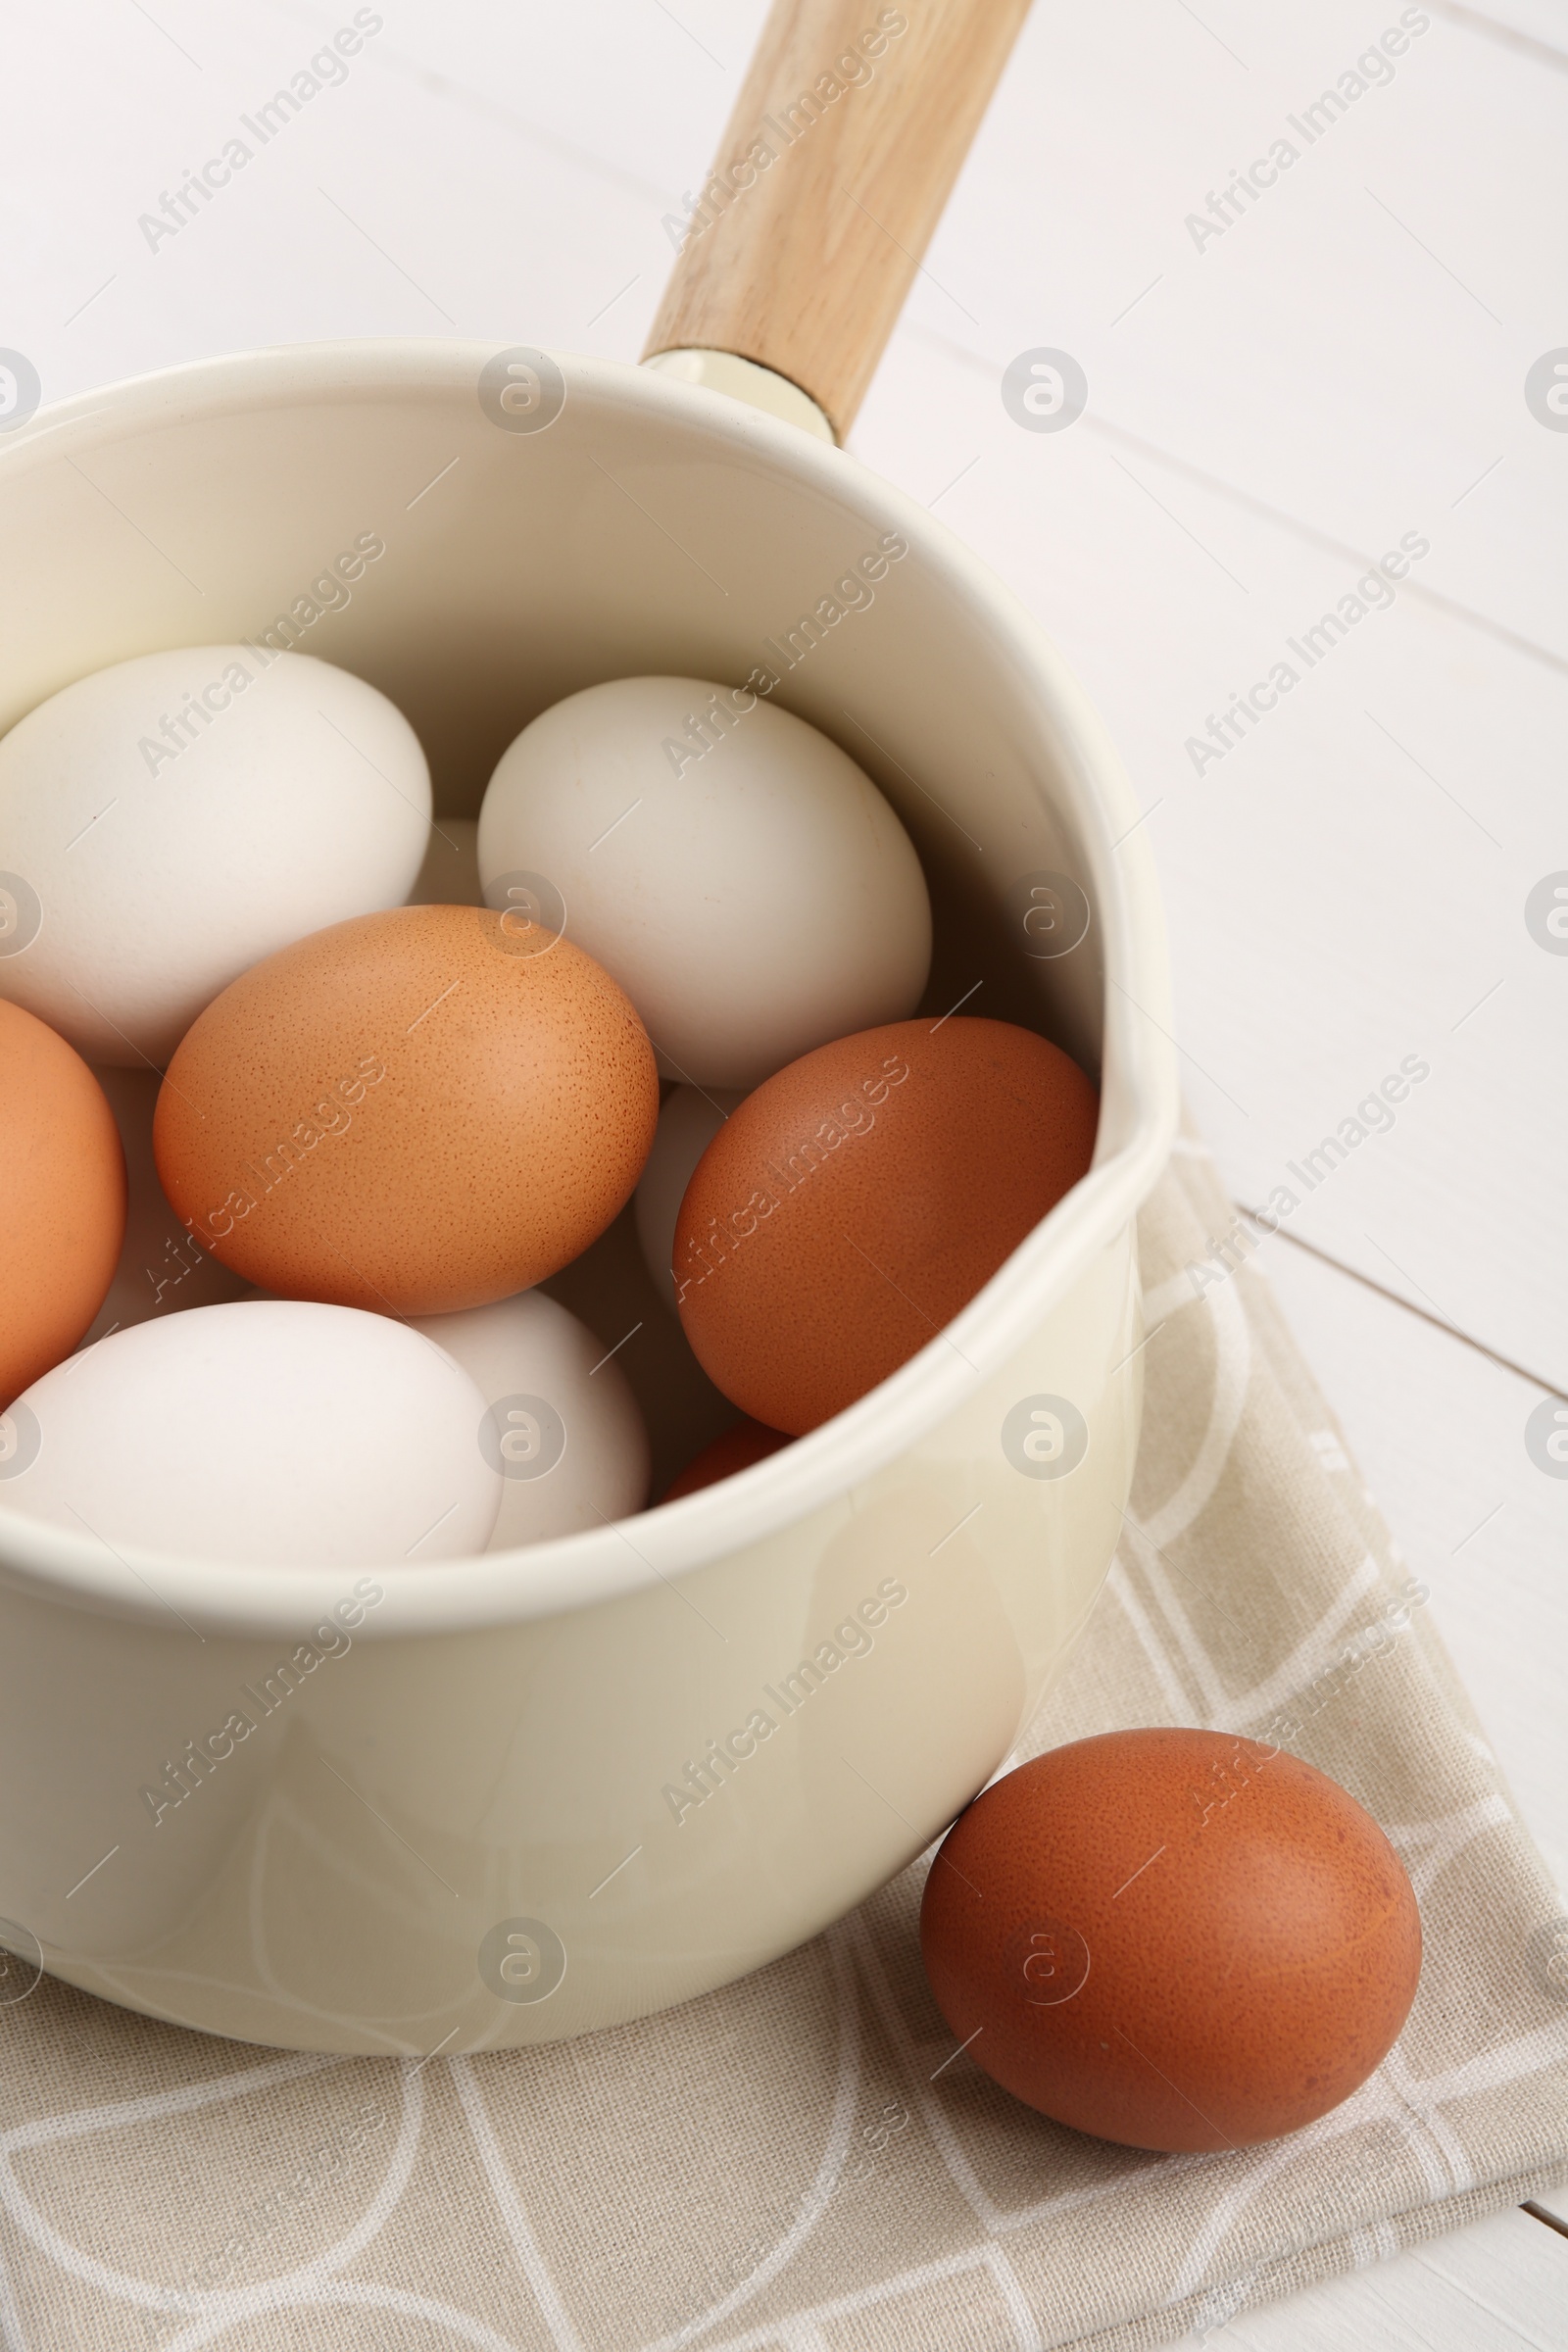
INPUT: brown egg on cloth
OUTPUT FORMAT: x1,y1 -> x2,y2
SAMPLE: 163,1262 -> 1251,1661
0,1001 -> 126,1404
673,1016 -> 1097,1435
661,1417 -> 792,1501
155,905 -> 658,1317
919,1729 -> 1422,2152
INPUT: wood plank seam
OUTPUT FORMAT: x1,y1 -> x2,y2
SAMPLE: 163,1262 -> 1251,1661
895,322 -> 1568,682
1428,0 -> 1568,73
1228,1207 -> 1568,1402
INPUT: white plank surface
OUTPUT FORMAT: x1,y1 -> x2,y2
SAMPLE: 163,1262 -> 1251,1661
2,2 -> 1563,2343
870,0 -> 1568,1389
924,0 -> 1568,647
1206,2203 -> 1568,2349
1246,1219 -> 1568,1894
1432,0 -> 1568,58
853,328 -> 1568,1387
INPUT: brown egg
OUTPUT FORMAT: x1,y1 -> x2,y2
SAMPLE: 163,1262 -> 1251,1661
0,1001 -> 126,1404
674,1017 -> 1097,1435
920,1730 -> 1422,2152
155,905 -> 658,1316
661,1417 -> 791,1501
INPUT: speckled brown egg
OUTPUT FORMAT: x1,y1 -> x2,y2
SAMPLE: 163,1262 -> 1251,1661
0,1001 -> 126,1404
154,905 -> 658,1316
919,1730 -> 1422,2152
661,1417 -> 791,1501
673,1016 -> 1097,1435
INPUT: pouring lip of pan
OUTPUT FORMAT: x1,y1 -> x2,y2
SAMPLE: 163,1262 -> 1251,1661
0,340 -> 1181,1641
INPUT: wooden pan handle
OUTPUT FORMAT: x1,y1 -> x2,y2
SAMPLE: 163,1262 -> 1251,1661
642,0 -> 1032,442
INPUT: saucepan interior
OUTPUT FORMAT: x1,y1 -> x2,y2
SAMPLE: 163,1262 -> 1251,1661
0,338 -> 1174,1641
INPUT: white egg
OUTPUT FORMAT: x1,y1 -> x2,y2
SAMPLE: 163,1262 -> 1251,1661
81,1067 -> 257,1347
0,1302 -> 500,1567
410,1290 -> 649,1549
0,648 -> 430,1063
476,676 -> 932,1089
634,1085 -> 746,1312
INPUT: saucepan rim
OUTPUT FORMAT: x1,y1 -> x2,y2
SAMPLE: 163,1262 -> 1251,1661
0,339 -> 1179,1638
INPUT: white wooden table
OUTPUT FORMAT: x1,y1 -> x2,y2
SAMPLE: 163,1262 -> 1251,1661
4,0 -> 1564,2339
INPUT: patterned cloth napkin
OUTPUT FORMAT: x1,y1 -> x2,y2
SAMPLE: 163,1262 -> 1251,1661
2,1134 -> 1565,2351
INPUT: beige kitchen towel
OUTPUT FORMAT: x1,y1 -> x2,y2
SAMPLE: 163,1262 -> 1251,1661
1,1134 -> 1564,2351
